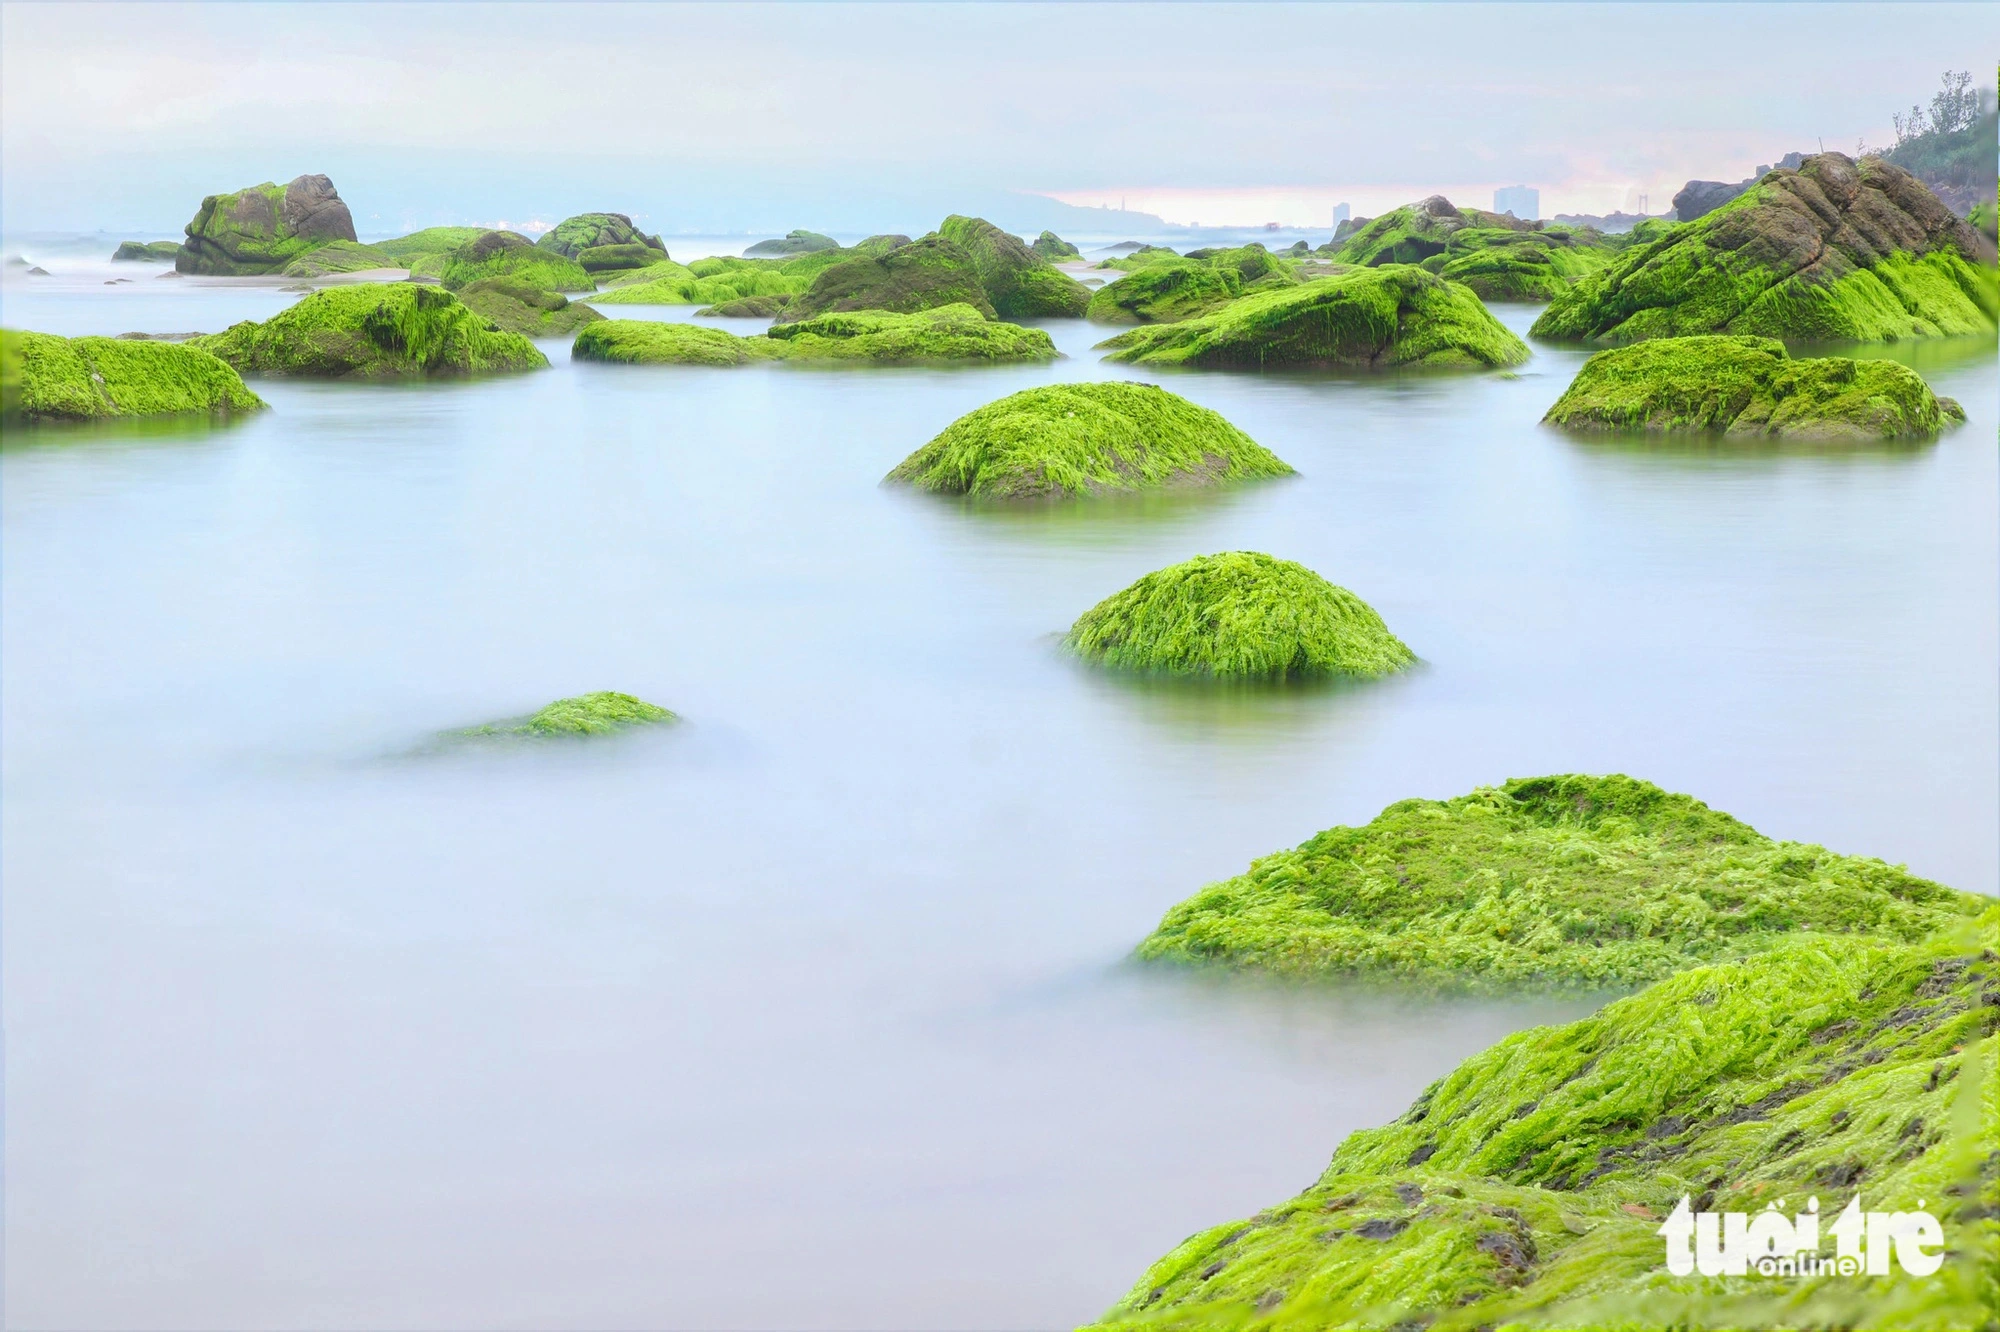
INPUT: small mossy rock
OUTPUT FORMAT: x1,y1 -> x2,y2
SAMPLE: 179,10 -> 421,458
534,213 -> 668,264
573,320 -> 787,367
1094,246 -> 1183,272
1136,772 -> 1985,988
851,234 -> 913,259
438,231 -> 594,293
1067,552 -> 1413,679
696,293 -> 793,318
1184,243 -> 1296,289
373,227 -> 487,264
936,215 -> 1092,318
279,240 -> 398,279
575,242 -> 666,273
779,235 -> 994,322
2,327 -> 266,422
112,240 -> 182,262
451,691 -> 677,739
1532,153 -> 2000,343
1086,259 -> 1242,324
176,174 -> 357,275
744,230 -> 839,256
573,304 -> 1056,366
1544,334 -> 1959,440
1098,265 -> 1529,369
590,260 -> 803,307
457,277 -> 605,338
886,382 -> 1293,498
1031,230 -> 1082,261
194,282 -> 547,378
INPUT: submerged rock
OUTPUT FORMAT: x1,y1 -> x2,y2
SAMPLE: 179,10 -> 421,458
279,240 -> 398,278
1544,335 -> 1963,439
176,174 -> 358,275
194,282 -> 548,378
1533,153 -> 1999,343
432,231 -> 594,293
112,240 -> 182,262
456,277 -> 605,337
533,213 -> 669,270
1098,265 -> 1529,369
1085,259 -> 1242,324
1030,230 -> 1082,260
744,229 -> 839,256
886,382 -> 1293,499
696,293 -> 793,318
1066,552 -> 1413,679
2,327 -> 265,422
573,304 -> 1057,366
450,692 -> 677,739
779,235 -> 995,321
936,215 -> 1091,317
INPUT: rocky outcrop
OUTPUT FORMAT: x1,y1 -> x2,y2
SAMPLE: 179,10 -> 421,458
573,303 -> 1057,365
456,277 -> 605,337
744,230 -> 839,256
433,231 -> 594,293
194,282 -> 547,377
1030,230 -> 1081,260
1673,152 -> 1809,222
2,328 -> 265,421
778,235 -> 994,322
176,174 -> 358,275
936,215 -> 1091,318
112,240 -> 182,262
534,213 -> 668,270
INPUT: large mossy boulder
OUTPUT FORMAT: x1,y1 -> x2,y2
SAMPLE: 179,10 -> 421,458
745,229 -> 839,256
1086,260 -> 1242,323
1087,908 -> 1996,1330
1031,230 -> 1081,260
2,328 -> 265,422
430,231 -> 593,293
572,304 -> 1056,366
1328,195 -> 1528,266
937,214 -> 1091,317
886,382 -> 1293,499
1066,552 -> 1413,679
779,235 -> 995,321
1331,198 -> 1613,301
112,240 -> 182,262
1532,153 -> 2000,343
279,240 -> 398,279
194,283 -> 547,378
1098,266 -> 1529,369
456,277 -> 605,338
534,213 -> 668,272
176,174 -> 357,275
372,227 -> 487,264
1544,335 -> 1963,440
448,692 -> 677,740
697,293 -> 794,318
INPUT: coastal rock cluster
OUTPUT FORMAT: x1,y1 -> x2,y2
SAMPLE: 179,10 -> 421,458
176,174 -> 358,275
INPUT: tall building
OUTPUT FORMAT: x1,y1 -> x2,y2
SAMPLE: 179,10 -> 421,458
1332,202 -> 1351,226
1493,185 -> 1540,220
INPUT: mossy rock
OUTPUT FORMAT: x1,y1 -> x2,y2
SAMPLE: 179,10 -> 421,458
1067,552 -> 1412,679
936,215 -> 1092,318
591,259 -> 806,307
780,234 -> 994,322
111,240 -> 182,262
1328,195 -> 1531,267
176,174 -> 357,275
1030,230 -> 1081,260
194,282 -> 547,378
696,293 -> 793,318
886,382 -> 1293,499
573,304 -> 1056,366
1433,229 -> 1615,302
449,691 -> 677,739
1544,335 -> 1963,440
279,240 -> 398,279
851,233 -> 913,259
575,242 -> 666,273
1098,265 -> 1529,369
457,277 -> 605,338
1184,243 -> 1296,288
1138,772 -> 1985,989
534,213 -> 668,265
2,328 -> 265,422
437,231 -> 594,293
744,229 -> 839,256
1095,246 -> 1182,272
1533,153 -> 2000,343
1088,910 -> 1998,1330
573,320 -> 786,367
372,227 -> 488,264
1086,259 -> 1243,324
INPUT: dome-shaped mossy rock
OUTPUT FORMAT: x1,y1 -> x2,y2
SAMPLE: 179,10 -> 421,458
936,214 -> 1091,318
1030,230 -> 1081,261
1531,153 -> 1999,344
1135,773 -> 1987,990
744,229 -> 838,256
1544,334 -> 1964,440
175,173 -> 357,275
533,213 -> 669,273
573,304 -> 1056,366
3,328 -> 265,422
1098,266 -> 1529,369
1086,259 -> 1243,324
1067,552 -> 1414,680
372,227 -> 487,265
194,283 -> 547,378
887,382 -> 1292,499
279,240 -> 397,279
112,240 -> 182,262
697,293 -> 793,318
456,277 -> 605,338
432,231 -> 593,293
449,691 -> 678,740
778,235 -> 995,322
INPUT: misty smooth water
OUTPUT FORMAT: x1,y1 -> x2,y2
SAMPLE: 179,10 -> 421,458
4,255 -> 1996,1330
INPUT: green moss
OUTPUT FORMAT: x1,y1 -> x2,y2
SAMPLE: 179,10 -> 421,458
590,260 -> 806,307
534,213 -> 668,264
1032,230 -> 1082,260
1088,913 -> 1998,1331
572,320 -> 787,366
936,215 -> 1092,317
744,229 -> 839,256
175,174 -> 357,275
573,304 -> 1056,366
575,242 -> 668,273
1088,260 -> 1244,324
885,382 -> 1293,498
1097,246 -> 1184,272
696,294 -> 794,318
450,691 -> 677,739
111,240 -> 182,262
1545,335 -> 1959,439
1184,244 -> 1297,289
1067,552 -> 1413,679
1534,154 -> 1999,343
279,240 -> 398,278
194,283 -> 547,378
2,327 -> 266,422
1099,266 -> 1529,369
781,234 -> 995,321
1137,773 -> 1983,989
851,233 -> 913,259
457,277 -> 605,338
436,232 -> 594,293
372,227 -> 488,263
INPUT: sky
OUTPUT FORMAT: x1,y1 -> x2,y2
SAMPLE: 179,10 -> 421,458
1,1 -> 1994,238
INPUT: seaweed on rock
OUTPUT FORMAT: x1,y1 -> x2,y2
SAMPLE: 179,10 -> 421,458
937,214 -> 1092,318
573,304 -> 1056,366
534,213 -> 669,266
2,328 -> 265,422
194,283 -> 547,378
780,235 -> 995,322
279,240 -> 398,278
176,174 -> 357,275
456,277 -> 605,338
373,227 -> 488,264
435,231 -> 594,293
745,230 -> 839,256
111,240 -> 183,262
1031,230 -> 1082,260
449,692 -> 677,739
1087,260 -> 1244,324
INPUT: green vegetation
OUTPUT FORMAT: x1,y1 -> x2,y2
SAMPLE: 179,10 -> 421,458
591,256 -> 810,307
2,328 -> 265,422
1032,230 -> 1082,260
1533,153 -> 1999,343
450,692 -> 677,739
697,294 -> 793,317
111,240 -> 182,262
1136,773 -> 1983,989
1088,260 -> 1244,323
1099,266 -> 1529,369
886,382 -> 1292,499
851,234 -> 913,258
745,229 -> 839,256
782,234 -> 994,321
457,277 -> 605,338
279,239 -> 397,278
1087,908 -> 1997,1330
194,283 -> 547,378
1545,335 -> 1964,440
937,215 -> 1091,317
1096,246 -> 1187,272
1066,552 -> 1413,679
1881,70 -> 1998,221
1325,197 -> 1616,301
372,226 -> 487,263
176,174 -> 357,275
434,231 -> 594,293
1183,245 -> 1296,288
574,305 -> 1057,366
534,213 -> 669,270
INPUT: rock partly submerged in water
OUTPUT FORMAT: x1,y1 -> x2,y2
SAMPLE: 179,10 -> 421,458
1544,335 -> 1964,440
194,282 -> 548,378
1066,551 -> 1414,679
456,277 -> 605,337
936,214 -> 1091,318
446,692 -> 678,741
696,293 -> 794,318
176,173 -> 358,275
1031,230 -> 1082,261
534,213 -> 670,273
1086,246 -> 1299,324
1533,152 -> 1999,343
572,303 -> 1058,366
279,239 -> 399,279
745,229 -> 839,256
425,231 -> 594,293
2,327 -> 266,422
886,382 -> 1292,499
780,216 -> 1090,322
1098,265 -> 1529,369
112,240 -> 183,262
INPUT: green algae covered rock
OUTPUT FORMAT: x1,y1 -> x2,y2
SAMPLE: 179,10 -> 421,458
1433,228 -> 1615,301
697,293 -> 793,318
1031,230 -> 1081,260
936,215 -> 1092,318
279,239 -> 398,279
1086,912 -> 1998,1331
1184,243 -> 1296,287
372,227 -> 487,264
533,213 -> 668,267
574,304 -> 1056,366
592,256 -> 811,307
2,328 -> 265,422
451,691 -> 677,739
573,320 -> 786,367
886,382 -> 1293,499
176,174 -> 357,275
744,229 -> 838,256
194,283 -> 547,378
112,240 -> 182,262
780,234 -> 995,322
1067,552 -> 1413,679
1545,335 -> 1963,440
1137,773 -> 1984,989
1099,266 -> 1529,369
456,277 -> 605,338
1532,153 -> 2000,343
1087,259 -> 1245,324
435,231 -> 594,293
1330,195 -> 1523,266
